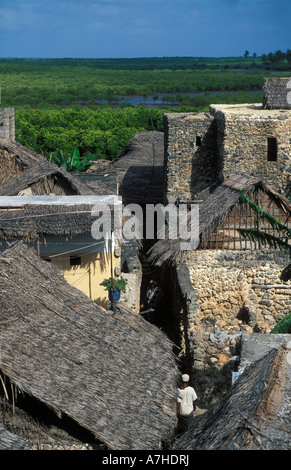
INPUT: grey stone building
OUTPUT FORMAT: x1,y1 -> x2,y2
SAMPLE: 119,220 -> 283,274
164,78 -> 291,202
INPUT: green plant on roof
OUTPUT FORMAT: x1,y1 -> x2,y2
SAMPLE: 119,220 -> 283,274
49,148 -> 96,172
100,277 -> 128,293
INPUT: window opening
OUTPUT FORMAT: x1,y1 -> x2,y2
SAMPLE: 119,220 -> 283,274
70,255 -> 82,266
196,136 -> 202,146
267,137 -> 277,162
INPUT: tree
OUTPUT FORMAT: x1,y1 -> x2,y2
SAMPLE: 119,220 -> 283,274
244,50 -> 249,58
274,49 -> 285,62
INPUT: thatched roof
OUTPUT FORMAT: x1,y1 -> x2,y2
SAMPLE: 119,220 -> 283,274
100,131 -> 165,205
0,242 -> 179,450
0,160 -> 112,197
148,173 -> 291,266
0,137 -> 44,186
0,196 -> 118,240
172,343 -> 291,450
0,425 -> 29,450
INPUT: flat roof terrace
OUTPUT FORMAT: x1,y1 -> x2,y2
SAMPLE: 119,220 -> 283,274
209,103 -> 291,118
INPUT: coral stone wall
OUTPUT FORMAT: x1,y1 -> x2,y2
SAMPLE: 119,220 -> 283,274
0,108 -> 15,140
211,104 -> 291,195
164,104 -> 291,201
180,250 -> 290,404
188,250 -> 290,334
164,112 -> 217,203
263,77 -> 291,110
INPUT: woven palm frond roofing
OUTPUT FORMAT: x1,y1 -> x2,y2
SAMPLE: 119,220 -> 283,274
0,137 -> 44,167
0,202 -> 112,239
0,160 -> 112,197
0,137 -> 44,185
148,173 -> 291,266
0,242 -> 179,450
172,344 -> 291,450
101,131 -> 165,205
0,425 -> 29,450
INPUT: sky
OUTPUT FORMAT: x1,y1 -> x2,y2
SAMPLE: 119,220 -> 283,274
0,0 -> 290,59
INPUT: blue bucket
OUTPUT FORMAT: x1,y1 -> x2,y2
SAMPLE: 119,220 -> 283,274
109,290 -> 121,301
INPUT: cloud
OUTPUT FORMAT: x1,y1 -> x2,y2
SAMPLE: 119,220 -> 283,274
0,0 -> 289,58
0,1 -> 66,33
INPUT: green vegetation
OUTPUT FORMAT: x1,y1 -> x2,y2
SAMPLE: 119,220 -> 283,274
1,55 -> 290,162
100,277 -> 128,293
15,106 -> 166,160
237,191 -> 291,335
237,191 -> 291,257
0,63 -> 266,107
270,313 -> 291,334
1,54 -> 290,107
49,147 -> 96,172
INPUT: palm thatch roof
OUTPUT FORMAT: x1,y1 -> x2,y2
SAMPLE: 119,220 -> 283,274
0,160 -> 112,197
100,131 -> 165,205
148,173 -> 291,266
0,196 -> 118,240
0,242 -> 179,450
0,137 -> 44,186
0,425 -> 29,450
172,343 -> 291,450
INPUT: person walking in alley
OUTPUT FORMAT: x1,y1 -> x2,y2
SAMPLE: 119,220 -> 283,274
145,280 -> 163,311
176,374 -> 198,433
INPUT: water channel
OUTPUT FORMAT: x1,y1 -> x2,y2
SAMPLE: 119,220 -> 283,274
75,90 -> 262,108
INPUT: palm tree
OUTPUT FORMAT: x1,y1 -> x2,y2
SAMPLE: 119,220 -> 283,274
237,190 -> 291,261
237,190 -> 291,333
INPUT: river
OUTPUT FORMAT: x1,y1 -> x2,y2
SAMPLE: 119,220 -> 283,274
73,90 -> 262,108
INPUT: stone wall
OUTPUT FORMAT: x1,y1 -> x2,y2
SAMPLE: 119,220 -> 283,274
120,239 -> 142,313
164,112 -> 217,203
0,108 -> 15,140
263,77 -> 291,110
188,249 -> 290,334
211,104 -> 291,194
164,104 -> 291,200
175,249 -> 291,405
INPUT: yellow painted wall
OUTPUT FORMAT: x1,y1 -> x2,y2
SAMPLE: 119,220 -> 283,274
51,250 -> 121,308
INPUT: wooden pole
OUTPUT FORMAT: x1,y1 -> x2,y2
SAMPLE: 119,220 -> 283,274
110,231 -> 114,311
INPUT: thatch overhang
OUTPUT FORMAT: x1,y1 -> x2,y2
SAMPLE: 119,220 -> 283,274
0,160 -> 112,197
0,242 -> 179,450
0,195 -> 120,241
0,425 -> 29,450
148,174 -> 291,266
172,343 -> 291,450
0,137 -> 44,186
